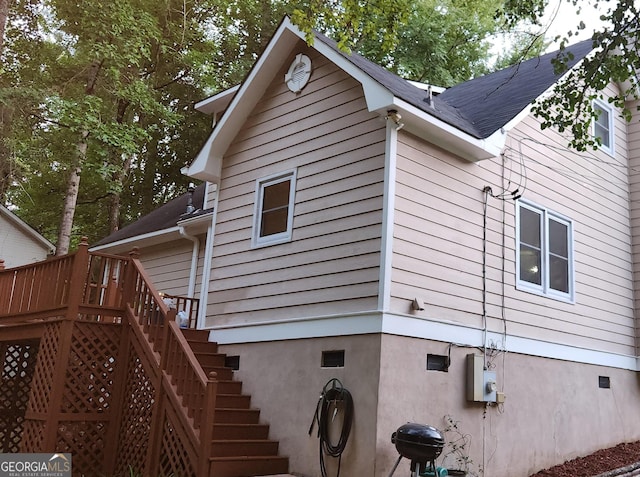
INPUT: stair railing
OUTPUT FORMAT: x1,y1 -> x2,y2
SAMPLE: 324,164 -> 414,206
123,248 -> 217,476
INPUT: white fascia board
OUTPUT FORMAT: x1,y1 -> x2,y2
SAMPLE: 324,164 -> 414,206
89,226 -> 183,255
393,98 -> 506,161
195,85 -> 240,115
311,37 -> 505,161
0,205 -> 56,253
183,18 -> 304,183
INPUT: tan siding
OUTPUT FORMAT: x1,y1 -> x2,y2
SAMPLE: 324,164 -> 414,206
628,98 -> 640,350
139,240 -> 194,296
392,103 -> 636,355
205,45 -> 385,326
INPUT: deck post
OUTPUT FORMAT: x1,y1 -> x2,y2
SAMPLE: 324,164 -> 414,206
41,239 -> 90,449
67,237 -> 90,319
123,247 -> 140,310
198,372 -> 218,476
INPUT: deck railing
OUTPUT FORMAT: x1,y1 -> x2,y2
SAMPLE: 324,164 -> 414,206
0,253 -> 75,320
120,248 -> 216,476
161,293 -> 200,329
0,240 -> 216,476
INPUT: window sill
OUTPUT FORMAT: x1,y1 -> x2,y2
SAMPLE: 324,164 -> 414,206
515,283 -> 575,305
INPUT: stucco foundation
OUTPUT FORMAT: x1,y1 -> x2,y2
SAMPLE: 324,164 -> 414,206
220,333 -> 640,477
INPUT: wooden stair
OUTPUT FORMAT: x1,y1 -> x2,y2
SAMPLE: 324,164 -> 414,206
181,329 -> 289,477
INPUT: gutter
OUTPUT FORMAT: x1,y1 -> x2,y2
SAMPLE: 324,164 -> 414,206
89,226 -> 183,254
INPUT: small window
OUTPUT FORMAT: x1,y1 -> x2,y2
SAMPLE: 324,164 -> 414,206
593,100 -> 614,155
516,200 -> 574,302
252,170 -> 297,247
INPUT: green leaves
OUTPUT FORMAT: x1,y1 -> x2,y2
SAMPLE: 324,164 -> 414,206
518,0 -> 640,152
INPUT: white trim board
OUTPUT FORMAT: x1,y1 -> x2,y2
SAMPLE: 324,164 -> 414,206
206,311 -> 639,371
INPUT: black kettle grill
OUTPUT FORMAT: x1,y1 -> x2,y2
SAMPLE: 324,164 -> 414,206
388,423 -> 445,477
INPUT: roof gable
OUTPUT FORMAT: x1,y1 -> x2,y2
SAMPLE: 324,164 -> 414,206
184,17 -> 594,179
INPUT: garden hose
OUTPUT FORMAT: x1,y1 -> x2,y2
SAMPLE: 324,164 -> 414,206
308,378 -> 354,477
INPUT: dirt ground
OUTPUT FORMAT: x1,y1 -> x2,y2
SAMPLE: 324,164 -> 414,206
529,441 -> 640,476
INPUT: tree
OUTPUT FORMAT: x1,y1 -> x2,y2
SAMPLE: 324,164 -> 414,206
501,0 -> 640,151
0,0 -> 535,252
1,0 -> 222,250
358,0 -> 530,86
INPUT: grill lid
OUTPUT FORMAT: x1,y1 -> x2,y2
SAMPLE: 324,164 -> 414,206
391,423 -> 445,462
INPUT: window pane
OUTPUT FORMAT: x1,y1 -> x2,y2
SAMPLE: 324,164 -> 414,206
260,180 -> 291,237
263,180 -> 290,209
594,106 -> 610,148
261,208 -> 288,236
549,219 -> 568,257
549,255 -> 569,293
520,207 -> 541,248
520,244 -> 542,285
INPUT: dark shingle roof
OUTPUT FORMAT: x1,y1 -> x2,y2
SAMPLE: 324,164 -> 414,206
92,183 -> 207,247
438,40 -> 594,137
316,34 -> 594,138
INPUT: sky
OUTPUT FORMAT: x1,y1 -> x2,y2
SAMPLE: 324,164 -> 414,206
542,0 -> 612,47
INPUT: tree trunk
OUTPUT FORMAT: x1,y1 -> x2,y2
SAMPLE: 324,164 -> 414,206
0,0 -> 9,57
0,104 -> 13,203
55,60 -> 101,255
108,191 -> 120,233
108,152 -> 132,233
56,133 -> 87,255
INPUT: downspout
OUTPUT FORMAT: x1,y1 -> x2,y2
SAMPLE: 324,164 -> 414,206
178,226 -> 199,299
197,182 -> 218,329
378,110 -> 401,312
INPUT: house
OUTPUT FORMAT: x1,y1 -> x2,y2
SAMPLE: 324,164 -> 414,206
0,204 -> 55,268
91,182 -> 212,324
94,17 -> 640,477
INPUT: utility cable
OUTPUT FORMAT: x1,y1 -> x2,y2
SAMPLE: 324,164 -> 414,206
309,378 -> 354,477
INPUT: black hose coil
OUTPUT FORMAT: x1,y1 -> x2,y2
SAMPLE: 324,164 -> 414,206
309,378 -> 354,477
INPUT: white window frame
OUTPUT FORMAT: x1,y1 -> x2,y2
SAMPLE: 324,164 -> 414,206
251,170 -> 297,248
515,200 -> 574,303
592,99 -> 614,156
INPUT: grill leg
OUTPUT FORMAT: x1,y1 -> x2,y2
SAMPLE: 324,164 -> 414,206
387,455 -> 404,477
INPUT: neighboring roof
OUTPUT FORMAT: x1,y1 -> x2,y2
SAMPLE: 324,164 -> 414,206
185,18 -> 595,181
91,183 -> 209,250
0,204 -> 56,253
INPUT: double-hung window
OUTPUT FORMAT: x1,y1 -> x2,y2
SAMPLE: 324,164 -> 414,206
593,99 -> 614,155
252,170 -> 297,247
516,200 -> 574,302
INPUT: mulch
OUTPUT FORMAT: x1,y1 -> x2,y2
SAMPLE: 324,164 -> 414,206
529,441 -> 640,477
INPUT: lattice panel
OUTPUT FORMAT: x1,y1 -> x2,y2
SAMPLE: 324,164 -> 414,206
113,349 -> 156,476
0,340 -> 39,453
61,323 -> 120,413
159,413 -> 196,477
56,420 -> 107,474
26,322 -> 61,414
19,419 -> 45,452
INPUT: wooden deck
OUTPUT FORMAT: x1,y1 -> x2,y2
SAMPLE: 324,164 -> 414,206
0,239 -> 287,476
